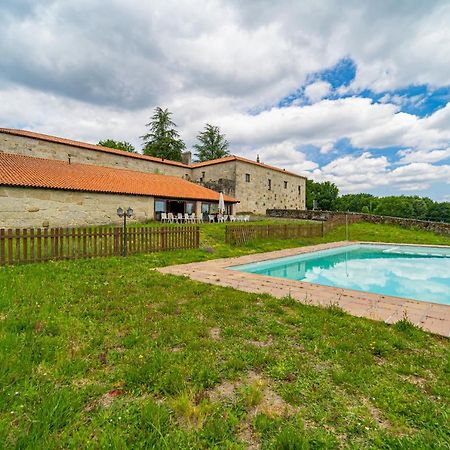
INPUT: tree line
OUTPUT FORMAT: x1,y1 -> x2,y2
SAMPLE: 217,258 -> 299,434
306,179 -> 450,223
98,107 -> 229,163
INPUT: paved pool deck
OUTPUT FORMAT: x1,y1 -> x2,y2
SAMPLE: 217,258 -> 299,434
158,241 -> 450,337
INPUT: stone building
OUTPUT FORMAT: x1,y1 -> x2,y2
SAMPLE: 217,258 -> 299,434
0,153 -> 237,228
191,156 -> 306,213
0,128 -> 306,224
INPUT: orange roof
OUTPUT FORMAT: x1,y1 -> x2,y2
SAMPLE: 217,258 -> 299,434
192,155 -> 307,179
0,128 -> 190,168
0,153 -> 238,202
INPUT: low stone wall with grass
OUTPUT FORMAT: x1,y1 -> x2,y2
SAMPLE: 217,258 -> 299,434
266,209 -> 450,236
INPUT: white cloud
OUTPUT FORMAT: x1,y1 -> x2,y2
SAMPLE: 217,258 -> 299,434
1,0 -> 450,198
397,147 -> 450,164
304,81 -> 332,103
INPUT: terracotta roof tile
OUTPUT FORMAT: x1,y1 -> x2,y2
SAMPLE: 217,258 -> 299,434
0,128 -> 190,168
0,153 -> 238,202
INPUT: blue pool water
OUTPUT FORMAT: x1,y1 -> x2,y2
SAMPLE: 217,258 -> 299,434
230,244 -> 450,305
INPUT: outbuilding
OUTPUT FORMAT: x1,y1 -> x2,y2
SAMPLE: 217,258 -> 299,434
0,153 -> 237,228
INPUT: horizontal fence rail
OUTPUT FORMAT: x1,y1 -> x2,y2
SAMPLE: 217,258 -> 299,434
224,218 -> 354,246
224,223 -> 326,246
0,225 -> 200,266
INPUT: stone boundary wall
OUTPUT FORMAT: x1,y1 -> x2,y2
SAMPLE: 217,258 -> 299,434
266,209 -> 450,236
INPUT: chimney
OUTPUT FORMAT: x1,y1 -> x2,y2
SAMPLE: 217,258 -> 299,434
182,151 -> 192,165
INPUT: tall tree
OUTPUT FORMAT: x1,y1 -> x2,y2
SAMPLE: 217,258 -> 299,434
306,180 -> 339,211
193,124 -> 230,162
141,107 -> 185,162
98,139 -> 135,153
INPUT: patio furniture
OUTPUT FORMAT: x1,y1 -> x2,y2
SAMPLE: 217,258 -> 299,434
223,215 -> 229,222
217,214 -> 225,223
229,215 -> 236,222
177,213 -> 183,223
167,213 -> 175,223
208,215 -> 215,223
244,215 -> 250,222
160,212 -> 168,223
183,213 -> 191,223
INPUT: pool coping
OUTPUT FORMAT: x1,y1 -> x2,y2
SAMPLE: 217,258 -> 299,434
157,241 -> 450,337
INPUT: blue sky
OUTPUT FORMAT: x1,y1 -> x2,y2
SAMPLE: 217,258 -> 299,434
1,0 -> 449,200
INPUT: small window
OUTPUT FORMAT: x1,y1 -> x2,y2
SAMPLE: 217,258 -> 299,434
245,173 -> 251,182
155,199 -> 166,212
298,185 -> 302,195
268,179 -> 272,190
186,202 -> 194,214
284,181 -> 288,189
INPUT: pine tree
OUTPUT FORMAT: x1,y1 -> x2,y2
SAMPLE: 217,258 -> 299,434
98,139 -> 135,153
141,107 -> 185,161
194,124 -> 230,162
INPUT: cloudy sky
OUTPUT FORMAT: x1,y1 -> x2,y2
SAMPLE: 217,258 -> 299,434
1,0 -> 450,200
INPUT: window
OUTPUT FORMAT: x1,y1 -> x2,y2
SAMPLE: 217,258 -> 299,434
298,185 -> 302,195
186,202 -> 194,214
284,181 -> 288,189
154,199 -> 167,221
245,173 -> 251,182
268,179 -> 272,190
155,199 -> 166,212
201,203 -> 210,214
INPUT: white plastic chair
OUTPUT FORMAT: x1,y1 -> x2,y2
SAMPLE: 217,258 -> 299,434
217,214 -> 225,223
244,215 -> 250,222
167,213 -> 175,223
183,213 -> 191,223
177,213 -> 183,223
208,215 -> 215,223
229,215 -> 236,222
160,212 -> 168,223
223,215 -> 229,222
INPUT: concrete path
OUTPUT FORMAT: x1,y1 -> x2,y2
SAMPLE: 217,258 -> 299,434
158,241 -> 450,337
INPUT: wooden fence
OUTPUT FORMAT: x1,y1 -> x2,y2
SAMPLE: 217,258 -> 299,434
224,219 -> 350,246
0,225 -> 200,265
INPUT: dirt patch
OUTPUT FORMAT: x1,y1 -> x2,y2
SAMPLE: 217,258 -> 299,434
209,327 -> 221,340
362,398 -> 391,430
86,389 -> 124,411
208,371 -> 295,418
208,380 -> 237,403
170,346 -> 184,353
247,335 -> 273,348
237,422 -> 260,450
401,374 -> 427,389
249,384 -> 295,418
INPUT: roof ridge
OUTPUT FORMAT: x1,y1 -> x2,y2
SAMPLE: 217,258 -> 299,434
0,128 -> 306,179
0,128 -> 191,168
0,152 -> 238,202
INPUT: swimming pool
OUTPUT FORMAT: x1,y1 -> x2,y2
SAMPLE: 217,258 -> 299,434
230,244 -> 450,305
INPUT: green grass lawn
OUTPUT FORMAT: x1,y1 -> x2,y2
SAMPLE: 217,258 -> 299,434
0,222 -> 449,449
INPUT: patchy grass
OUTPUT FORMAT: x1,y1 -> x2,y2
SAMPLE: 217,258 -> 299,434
0,222 -> 449,448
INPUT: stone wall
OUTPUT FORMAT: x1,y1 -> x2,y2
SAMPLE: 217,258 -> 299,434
0,133 -> 189,177
234,161 -> 306,214
191,160 -> 237,197
267,209 -> 450,236
0,186 -> 155,228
